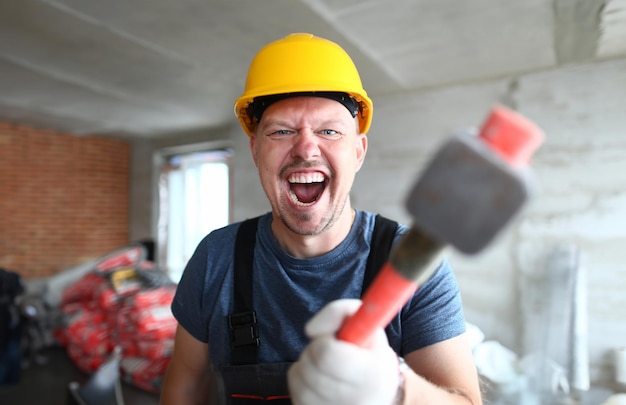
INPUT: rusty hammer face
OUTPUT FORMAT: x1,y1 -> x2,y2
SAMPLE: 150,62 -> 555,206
337,105 -> 544,347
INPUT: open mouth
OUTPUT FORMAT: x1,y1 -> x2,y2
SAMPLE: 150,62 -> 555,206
287,172 -> 327,206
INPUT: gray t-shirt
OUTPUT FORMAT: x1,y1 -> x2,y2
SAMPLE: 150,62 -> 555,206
172,210 -> 466,368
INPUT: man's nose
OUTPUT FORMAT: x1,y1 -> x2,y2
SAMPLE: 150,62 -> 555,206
291,130 -> 321,160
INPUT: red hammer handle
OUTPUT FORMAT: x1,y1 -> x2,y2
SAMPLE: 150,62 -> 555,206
336,263 -> 417,347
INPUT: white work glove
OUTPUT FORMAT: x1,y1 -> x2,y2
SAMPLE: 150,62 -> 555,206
288,299 -> 401,405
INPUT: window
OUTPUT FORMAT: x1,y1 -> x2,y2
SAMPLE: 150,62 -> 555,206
157,149 -> 232,282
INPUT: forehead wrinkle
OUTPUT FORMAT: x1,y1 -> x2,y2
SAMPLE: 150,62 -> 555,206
265,97 -> 353,123
263,107 -> 357,135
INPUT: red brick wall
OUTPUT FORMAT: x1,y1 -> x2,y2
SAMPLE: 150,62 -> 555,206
0,122 -> 130,279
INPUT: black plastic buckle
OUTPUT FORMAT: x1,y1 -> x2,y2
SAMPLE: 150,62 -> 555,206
229,310 -> 260,348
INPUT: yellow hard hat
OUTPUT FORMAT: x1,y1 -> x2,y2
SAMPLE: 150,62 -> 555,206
234,33 -> 373,136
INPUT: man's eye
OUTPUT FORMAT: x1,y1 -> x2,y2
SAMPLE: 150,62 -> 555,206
320,129 -> 338,136
270,129 -> 292,136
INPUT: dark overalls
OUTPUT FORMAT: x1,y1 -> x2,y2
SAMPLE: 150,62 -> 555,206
219,215 -> 399,404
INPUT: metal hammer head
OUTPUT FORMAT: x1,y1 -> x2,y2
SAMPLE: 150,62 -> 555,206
405,106 -> 544,254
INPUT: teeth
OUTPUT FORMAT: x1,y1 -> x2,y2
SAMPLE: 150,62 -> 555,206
288,172 -> 325,184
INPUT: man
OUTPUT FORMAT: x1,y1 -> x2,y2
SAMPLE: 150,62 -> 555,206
160,33 -> 482,405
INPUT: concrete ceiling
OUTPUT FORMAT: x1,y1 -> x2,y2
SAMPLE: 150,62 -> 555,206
0,0 -> 624,139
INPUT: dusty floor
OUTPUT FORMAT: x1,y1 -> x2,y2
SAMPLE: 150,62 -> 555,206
0,346 -> 160,405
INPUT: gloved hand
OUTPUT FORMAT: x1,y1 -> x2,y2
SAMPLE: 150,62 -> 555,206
288,299 -> 401,405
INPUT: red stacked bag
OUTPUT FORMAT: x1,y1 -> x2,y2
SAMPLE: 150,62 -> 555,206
60,273 -> 115,373
57,245 -> 177,393
116,284 -> 176,392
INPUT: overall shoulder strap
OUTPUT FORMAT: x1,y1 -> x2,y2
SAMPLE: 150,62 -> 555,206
233,217 -> 259,312
362,214 -> 399,294
229,216 -> 261,365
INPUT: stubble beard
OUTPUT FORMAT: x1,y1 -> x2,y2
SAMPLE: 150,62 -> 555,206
277,194 -> 349,237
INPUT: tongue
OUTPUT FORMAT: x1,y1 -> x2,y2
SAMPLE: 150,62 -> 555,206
291,183 -> 324,204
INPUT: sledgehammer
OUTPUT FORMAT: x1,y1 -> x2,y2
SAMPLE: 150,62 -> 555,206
336,105 -> 544,347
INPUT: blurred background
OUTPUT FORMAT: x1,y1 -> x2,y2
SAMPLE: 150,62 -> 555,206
1,0 -> 625,403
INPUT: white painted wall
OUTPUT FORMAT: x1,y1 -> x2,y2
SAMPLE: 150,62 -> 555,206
356,57 -> 626,388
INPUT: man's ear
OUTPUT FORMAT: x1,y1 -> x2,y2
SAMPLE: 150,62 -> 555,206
249,133 -> 259,167
355,133 -> 368,172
